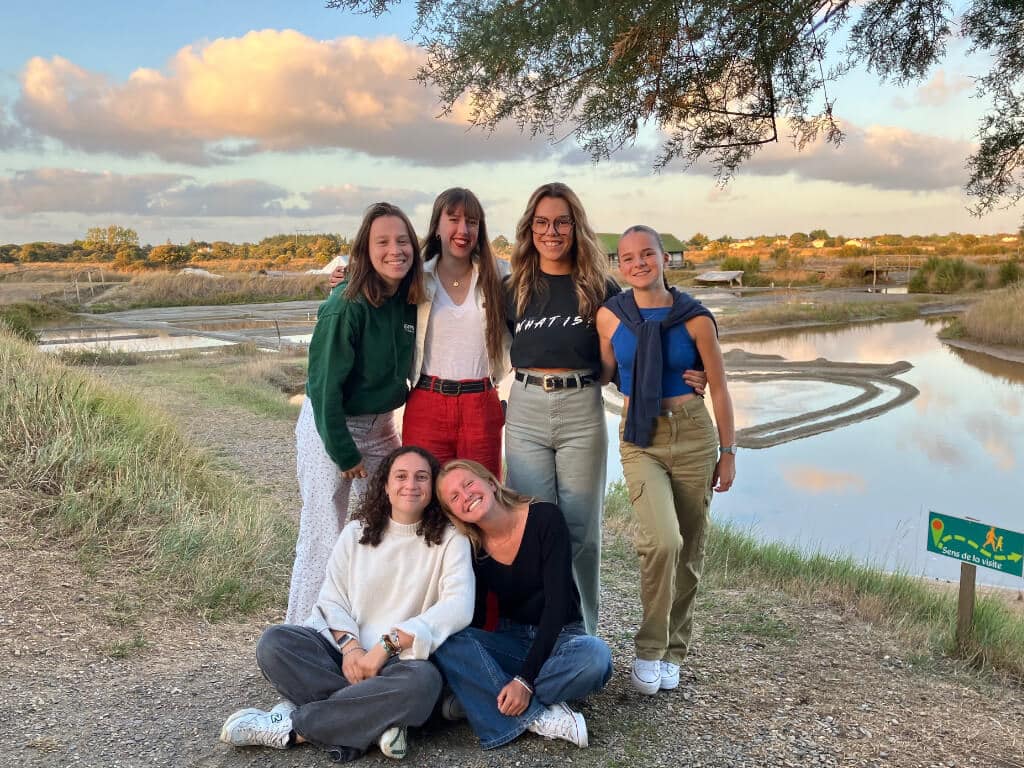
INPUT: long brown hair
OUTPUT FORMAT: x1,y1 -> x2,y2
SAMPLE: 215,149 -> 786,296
344,202 -> 425,307
351,446 -> 449,547
509,182 -> 610,321
423,188 -> 506,368
435,459 -> 533,552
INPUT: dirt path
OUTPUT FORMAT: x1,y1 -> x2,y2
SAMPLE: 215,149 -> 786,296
3,366 -> 1022,768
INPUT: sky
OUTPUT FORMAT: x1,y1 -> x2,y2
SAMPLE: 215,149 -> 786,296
0,0 -> 1021,245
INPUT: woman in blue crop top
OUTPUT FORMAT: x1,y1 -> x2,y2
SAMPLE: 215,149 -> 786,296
596,225 -> 736,697
433,459 -> 612,750
503,182 -> 706,635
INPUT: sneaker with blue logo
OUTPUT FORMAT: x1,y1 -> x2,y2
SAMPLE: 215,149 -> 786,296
219,706 -> 292,749
378,725 -> 408,759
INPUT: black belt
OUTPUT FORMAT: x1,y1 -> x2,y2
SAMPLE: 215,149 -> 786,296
416,375 -> 493,396
514,371 -> 596,392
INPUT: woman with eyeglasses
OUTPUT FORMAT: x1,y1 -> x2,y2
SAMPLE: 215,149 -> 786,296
504,183 -> 706,635
501,183 -> 618,635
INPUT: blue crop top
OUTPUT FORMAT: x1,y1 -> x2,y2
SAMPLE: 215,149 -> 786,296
610,307 -> 698,397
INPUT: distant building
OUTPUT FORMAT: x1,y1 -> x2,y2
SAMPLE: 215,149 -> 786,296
695,270 -> 744,287
812,239 -> 827,248
311,253 -> 349,275
597,232 -> 688,267
1001,236 -> 1019,243
728,239 -> 755,249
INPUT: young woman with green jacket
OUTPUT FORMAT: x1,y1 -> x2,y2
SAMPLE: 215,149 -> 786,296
285,202 -> 425,624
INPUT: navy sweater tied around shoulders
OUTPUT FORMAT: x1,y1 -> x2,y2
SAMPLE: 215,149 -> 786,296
605,287 -> 716,448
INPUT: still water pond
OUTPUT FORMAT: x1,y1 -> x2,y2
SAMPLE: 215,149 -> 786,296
605,318 -> 1024,590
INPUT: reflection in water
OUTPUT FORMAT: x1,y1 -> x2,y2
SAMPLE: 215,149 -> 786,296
607,318 -> 1024,590
39,331 -> 236,353
724,350 -> 919,448
945,344 -> 1024,386
781,465 -> 867,494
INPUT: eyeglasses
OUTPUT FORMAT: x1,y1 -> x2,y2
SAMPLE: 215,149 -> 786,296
531,216 -> 574,235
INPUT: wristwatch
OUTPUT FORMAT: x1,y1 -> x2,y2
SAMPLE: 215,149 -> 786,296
719,444 -> 738,455
380,633 -> 400,658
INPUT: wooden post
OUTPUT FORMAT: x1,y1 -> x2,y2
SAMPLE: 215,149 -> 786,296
956,562 -> 977,650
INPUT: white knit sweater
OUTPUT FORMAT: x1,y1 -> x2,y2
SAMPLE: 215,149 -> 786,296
305,518 -> 474,660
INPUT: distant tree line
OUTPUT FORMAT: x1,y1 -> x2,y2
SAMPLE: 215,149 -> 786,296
0,227 -> 353,268
1,225 -> 1020,267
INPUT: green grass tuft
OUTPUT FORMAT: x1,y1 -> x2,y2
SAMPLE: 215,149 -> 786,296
0,329 -> 295,618
603,484 -> 1024,682
0,301 -> 70,342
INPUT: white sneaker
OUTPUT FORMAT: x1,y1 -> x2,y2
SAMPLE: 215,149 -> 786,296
526,703 -> 588,747
630,658 -> 662,695
659,661 -> 680,690
219,707 -> 292,749
379,725 -> 408,759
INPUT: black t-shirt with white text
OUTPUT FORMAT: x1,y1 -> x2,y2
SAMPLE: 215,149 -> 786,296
505,273 -> 620,373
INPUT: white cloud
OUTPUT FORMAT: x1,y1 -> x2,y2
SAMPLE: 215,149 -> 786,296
915,70 -> 973,108
716,120 -> 972,191
295,184 -> 433,218
0,168 -> 433,220
12,30 -> 542,166
0,169 -> 192,216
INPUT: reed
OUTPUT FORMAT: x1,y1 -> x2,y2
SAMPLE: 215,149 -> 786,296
959,283 -> 1024,347
0,329 -> 295,618
89,272 -> 329,311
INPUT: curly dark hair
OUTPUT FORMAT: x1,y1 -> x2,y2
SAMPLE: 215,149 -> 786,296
350,446 -> 450,547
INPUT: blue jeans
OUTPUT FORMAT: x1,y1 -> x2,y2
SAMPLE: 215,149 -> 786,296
433,621 -> 612,749
505,372 -> 608,634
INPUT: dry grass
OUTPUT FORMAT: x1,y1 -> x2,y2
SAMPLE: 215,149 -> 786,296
0,329 -> 295,617
90,271 -> 330,310
960,283 -> 1024,347
718,299 -> 922,329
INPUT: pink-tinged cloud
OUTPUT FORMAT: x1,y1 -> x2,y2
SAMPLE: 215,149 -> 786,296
781,465 -> 866,495
964,412 -> 1016,472
13,30 -> 541,166
688,118 -> 972,192
915,70 -> 973,108
295,184 -> 433,218
0,168 -> 434,219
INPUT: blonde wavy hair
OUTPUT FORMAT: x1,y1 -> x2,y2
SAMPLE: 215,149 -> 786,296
436,459 -> 533,553
509,182 -> 610,321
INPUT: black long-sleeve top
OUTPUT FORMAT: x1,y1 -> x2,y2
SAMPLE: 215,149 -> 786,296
471,501 -> 583,685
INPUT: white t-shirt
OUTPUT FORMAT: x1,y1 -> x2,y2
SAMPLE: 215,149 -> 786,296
421,268 -> 489,380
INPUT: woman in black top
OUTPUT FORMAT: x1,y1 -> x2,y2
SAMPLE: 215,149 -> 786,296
503,182 -> 619,636
433,459 -> 612,749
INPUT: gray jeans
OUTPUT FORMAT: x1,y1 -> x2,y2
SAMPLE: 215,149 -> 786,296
504,371 -> 607,635
256,625 -> 441,752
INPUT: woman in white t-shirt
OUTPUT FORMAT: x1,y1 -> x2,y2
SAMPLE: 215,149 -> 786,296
333,188 -> 511,477
402,188 -> 510,477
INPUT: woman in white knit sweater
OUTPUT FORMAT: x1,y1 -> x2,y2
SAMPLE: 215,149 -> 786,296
220,446 -> 474,762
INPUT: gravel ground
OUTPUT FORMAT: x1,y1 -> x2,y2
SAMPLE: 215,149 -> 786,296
3,364 -> 1022,768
